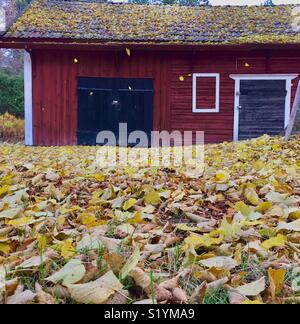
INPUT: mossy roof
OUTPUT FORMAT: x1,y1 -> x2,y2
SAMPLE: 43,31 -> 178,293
3,0 -> 300,45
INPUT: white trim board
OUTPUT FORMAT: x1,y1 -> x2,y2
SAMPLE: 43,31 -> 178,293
24,50 -> 33,146
229,74 -> 298,141
192,73 -> 220,113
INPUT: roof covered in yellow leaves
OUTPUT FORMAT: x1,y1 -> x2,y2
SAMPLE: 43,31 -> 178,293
3,0 -> 300,45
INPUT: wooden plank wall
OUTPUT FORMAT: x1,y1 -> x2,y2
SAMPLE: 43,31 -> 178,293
31,48 -> 300,146
32,50 -> 170,145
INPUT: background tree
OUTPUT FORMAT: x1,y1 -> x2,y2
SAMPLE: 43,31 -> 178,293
263,0 -> 274,6
0,0 -> 32,74
178,0 -> 209,6
0,0 -> 27,116
129,0 -> 210,6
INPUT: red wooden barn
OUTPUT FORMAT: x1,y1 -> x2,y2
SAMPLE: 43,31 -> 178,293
1,0 -> 300,146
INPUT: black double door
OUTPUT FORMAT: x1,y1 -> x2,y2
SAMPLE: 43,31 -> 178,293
77,77 -> 153,146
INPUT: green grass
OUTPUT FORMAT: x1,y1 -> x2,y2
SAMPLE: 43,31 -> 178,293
203,287 -> 230,304
150,271 -> 155,304
239,252 -> 266,282
96,244 -> 107,274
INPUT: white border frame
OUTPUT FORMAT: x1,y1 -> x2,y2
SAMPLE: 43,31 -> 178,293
192,73 -> 220,113
230,74 -> 298,141
24,50 -> 33,146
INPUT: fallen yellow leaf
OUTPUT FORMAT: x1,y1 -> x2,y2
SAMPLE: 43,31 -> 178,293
60,240 -> 76,260
0,243 -> 10,254
8,216 -> 34,227
123,198 -> 137,211
183,231 -> 223,250
0,185 -> 10,198
268,268 -> 286,296
144,190 -> 160,206
261,234 -> 287,250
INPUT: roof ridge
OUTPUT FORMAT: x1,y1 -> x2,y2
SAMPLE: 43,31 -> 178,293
44,0 -> 298,9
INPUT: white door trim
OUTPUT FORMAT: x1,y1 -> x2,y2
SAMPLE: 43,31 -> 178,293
24,50 -> 33,146
230,74 -> 298,141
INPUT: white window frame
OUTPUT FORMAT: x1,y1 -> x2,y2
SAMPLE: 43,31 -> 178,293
230,74 -> 298,142
192,73 -> 220,113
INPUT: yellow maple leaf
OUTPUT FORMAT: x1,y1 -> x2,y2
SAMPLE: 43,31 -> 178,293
92,189 -> 103,200
127,211 -> 143,224
244,185 -> 259,206
80,213 -> 105,228
289,210 -> 300,220
183,231 -> 223,251
123,198 -> 137,211
60,239 -> 76,260
261,234 -> 287,250
215,171 -> 229,183
1,174 -> 14,185
126,48 -> 131,57
256,201 -> 272,214
60,206 -> 81,215
242,299 -> 264,304
7,217 -> 34,227
209,266 -> 230,279
0,243 -> 10,254
124,167 -> 135,177
235,201 -> 251,217
241,220 -> 264,226
268,268 -> 286,295
94,173 -> 105,182
144,190 -> 160,206
176,224 -> 203,233
0,185 -> 10,198
234,243 -> 242,265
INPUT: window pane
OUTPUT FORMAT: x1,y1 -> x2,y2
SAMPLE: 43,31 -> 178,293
195,76 -> 217,110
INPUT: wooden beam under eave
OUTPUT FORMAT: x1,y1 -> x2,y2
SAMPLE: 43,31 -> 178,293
2,39 -> 300,52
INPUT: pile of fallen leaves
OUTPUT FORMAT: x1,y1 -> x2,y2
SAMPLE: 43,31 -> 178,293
0,113 -> 24,143
1,135 -> 300,304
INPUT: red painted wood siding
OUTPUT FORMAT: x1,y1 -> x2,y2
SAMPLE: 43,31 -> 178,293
32,50 -> 171,146
31,49 -> 300,146
169,51 -> 300,143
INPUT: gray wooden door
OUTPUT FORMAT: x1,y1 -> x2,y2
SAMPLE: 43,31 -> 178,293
238,80 -> 287,140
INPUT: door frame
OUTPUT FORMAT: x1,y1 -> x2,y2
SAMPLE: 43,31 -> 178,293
230,74 -> 298,141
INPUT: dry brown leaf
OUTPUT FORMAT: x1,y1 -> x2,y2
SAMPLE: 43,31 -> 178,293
229,291 -> 247,304
189,281 -> 207,304
45,285 -> 70,300
106,289 -> 130,304
154,284 -> 172,302
172,287 -> 188,304
130,267 -> 151,290
159,275 -> 180,290
234,277 -> 266,297
133,299 -> 156,304
100,236 -> 122,253
104,252 -> 125,274
5,278 -> 18,296
35,283 -> 56,304
6,289 -> 36,304
66,270 -> 123,304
